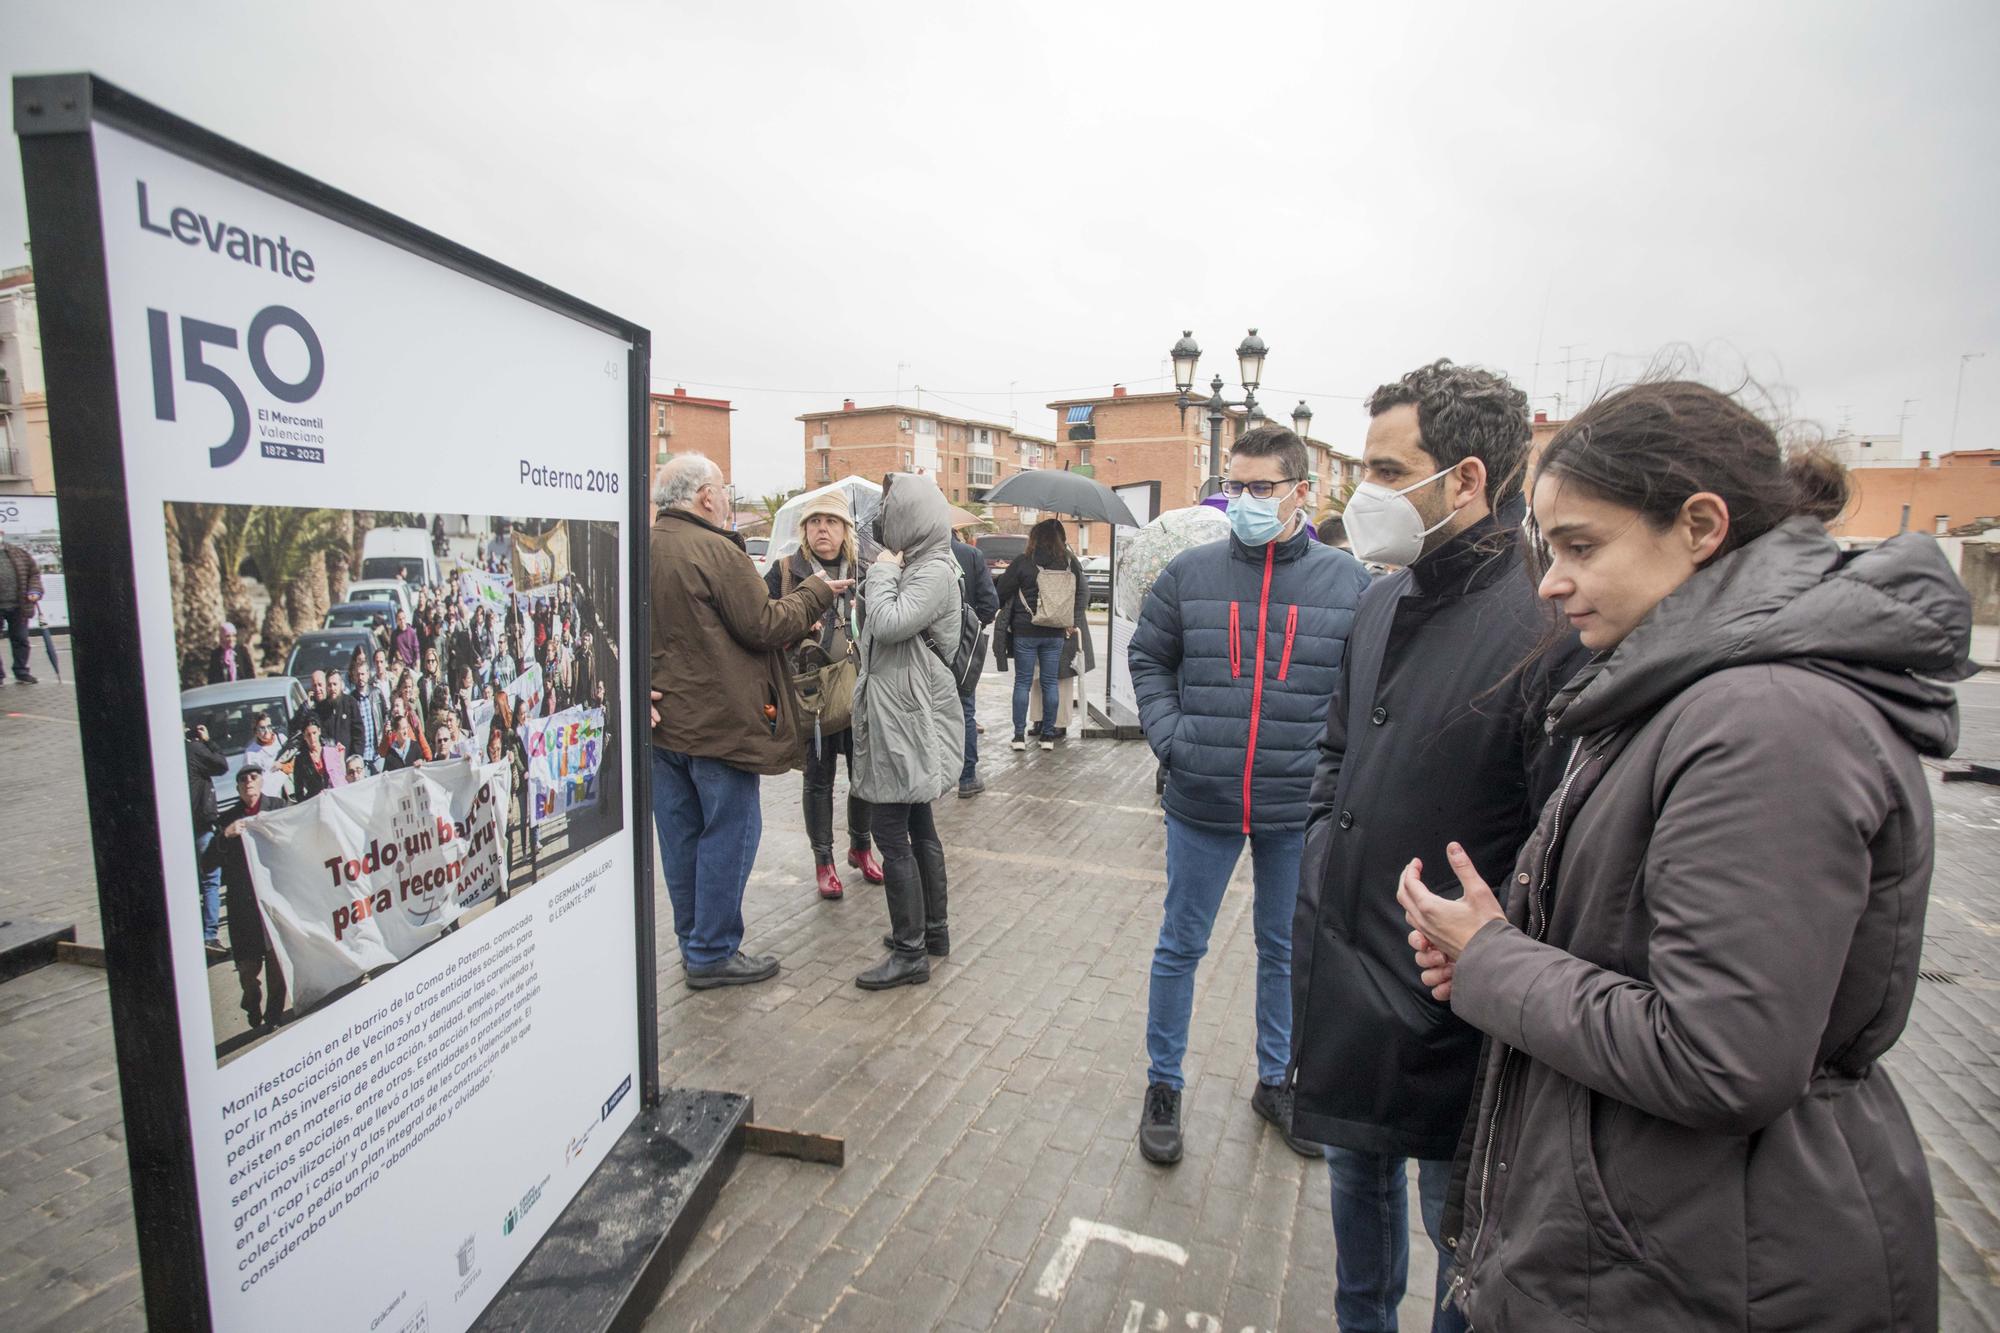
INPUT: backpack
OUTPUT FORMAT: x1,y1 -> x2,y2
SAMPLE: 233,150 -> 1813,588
1029,563 -> 1077,629
924,565 -> 988,697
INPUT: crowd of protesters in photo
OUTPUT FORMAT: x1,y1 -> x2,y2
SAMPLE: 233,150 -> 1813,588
186,541 -> 613,1035
646,350 -> 1970,1331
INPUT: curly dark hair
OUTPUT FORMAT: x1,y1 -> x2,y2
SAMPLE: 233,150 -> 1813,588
1366,359 -> 1531,504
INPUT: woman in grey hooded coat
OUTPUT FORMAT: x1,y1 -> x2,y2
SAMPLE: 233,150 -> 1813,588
1398,381 -> 1968,1332
851,473 -> 966,990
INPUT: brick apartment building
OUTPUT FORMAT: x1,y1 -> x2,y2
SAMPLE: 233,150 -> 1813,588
1832,449 -> 2000,540
649,387 -> 733,495
796,401 -> 1053,529
1041,386 -> 1361,553
0,266 -> 51,497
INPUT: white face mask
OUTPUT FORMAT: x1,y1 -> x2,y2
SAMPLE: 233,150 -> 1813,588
1342,466 -> 1457,566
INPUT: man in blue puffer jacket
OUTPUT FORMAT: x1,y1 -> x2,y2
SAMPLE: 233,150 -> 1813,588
1128,425 -> 1368,1165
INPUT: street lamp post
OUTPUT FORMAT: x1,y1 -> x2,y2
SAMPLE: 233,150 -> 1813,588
1173,328 -> 1271,496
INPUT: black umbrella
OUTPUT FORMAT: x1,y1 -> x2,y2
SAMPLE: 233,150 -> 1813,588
34,607 -> 60,681
981,469 -> 1139,527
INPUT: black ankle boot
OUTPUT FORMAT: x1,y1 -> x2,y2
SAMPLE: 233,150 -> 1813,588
857,856 -> 929,990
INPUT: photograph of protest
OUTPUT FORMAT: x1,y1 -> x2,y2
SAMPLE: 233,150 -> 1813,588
166,503 -> 624,1065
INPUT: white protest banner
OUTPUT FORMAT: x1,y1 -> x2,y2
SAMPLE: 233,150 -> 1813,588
521,705 -> 604,823
468,698 -> 495,757
241,759 -> 511,1007
505,660 -> 545,722
459,568 -> 511,616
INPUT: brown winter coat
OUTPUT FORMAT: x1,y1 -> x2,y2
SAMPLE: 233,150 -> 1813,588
648,507 -> 834,775
1444,519 -> 1970,1332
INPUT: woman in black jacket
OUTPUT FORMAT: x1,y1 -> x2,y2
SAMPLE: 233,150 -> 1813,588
992,519 -> 1085,751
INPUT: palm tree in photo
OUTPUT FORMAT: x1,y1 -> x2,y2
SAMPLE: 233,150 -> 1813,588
215,505 -> 258,649
168,501 -> 226,688
243,507 -> 348,670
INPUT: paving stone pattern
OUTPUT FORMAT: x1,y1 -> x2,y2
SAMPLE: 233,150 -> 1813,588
1,666 -> 1997,1330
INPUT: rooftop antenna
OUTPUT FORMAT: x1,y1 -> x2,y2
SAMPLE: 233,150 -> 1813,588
896,361 -> 911,405
1528,276 -> 1554,404
1897,398 -> 1919,445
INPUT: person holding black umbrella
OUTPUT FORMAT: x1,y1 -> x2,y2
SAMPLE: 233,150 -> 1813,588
992,518 -> 1086,751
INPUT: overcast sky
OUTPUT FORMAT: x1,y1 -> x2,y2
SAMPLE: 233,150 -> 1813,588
5,0 -> 1996,499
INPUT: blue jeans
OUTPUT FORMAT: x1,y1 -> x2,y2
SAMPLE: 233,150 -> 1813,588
650,746 -> 762,967
959,692 -> 978,783
1011,636 -> 1062,737
196,830 -> 221,943
1145,814 -> 1302,1089
1325,1148 -> 1467,1333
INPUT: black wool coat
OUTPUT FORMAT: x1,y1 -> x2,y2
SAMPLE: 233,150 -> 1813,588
1289,512 -> 1586,1159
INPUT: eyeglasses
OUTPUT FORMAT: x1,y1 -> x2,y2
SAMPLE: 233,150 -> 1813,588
1218,478 -> 1303,499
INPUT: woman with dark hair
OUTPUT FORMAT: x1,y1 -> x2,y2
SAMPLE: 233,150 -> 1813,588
286,716 -> 333,801
992,517 -> 1085,751
1397,380 -> 1968,1332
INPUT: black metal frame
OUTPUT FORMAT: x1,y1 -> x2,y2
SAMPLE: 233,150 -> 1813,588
14,72 -> 657,1331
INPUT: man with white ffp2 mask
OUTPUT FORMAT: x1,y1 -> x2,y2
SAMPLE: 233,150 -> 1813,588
1288,359 -> 1589,1333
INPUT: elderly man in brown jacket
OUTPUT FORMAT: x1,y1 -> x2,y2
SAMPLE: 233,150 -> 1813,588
0,522 -> 44,684
649,453 -> 851,988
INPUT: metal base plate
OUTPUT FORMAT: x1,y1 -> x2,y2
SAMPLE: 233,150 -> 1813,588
470,1089 -> 750,1333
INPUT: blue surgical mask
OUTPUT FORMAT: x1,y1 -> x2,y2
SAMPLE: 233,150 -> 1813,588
1227,492 -> 1285,546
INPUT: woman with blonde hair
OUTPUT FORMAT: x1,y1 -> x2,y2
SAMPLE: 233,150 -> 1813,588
767,488 -> 882,900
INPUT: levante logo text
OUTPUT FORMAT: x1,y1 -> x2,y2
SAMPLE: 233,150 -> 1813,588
137,181 -> 317,284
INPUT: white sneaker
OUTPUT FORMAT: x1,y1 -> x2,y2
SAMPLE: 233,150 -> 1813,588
1039,736 -> 1055,751
1010,734 -> 1026,751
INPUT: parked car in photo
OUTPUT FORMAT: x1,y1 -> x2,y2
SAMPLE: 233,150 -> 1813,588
323,599 -> 397,638
284,627 -> 380,684
342,578 -> 415,617
744,536 -> 771,578
977,533 -> 1028,575
1081,555 -> 1110,606
181,677 -> 311,819
358,527 -> 442,589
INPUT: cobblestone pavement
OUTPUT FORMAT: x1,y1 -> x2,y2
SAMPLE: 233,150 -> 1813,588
2,661 -> 1997,1330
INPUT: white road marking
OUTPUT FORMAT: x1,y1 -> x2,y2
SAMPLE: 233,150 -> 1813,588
1036,1217 -> 1188,1300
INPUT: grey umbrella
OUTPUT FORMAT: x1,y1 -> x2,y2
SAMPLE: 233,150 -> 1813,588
981,469 -> 1139,526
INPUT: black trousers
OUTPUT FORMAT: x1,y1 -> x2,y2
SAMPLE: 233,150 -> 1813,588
869,799 -> 938,871
803,728 -> 871,865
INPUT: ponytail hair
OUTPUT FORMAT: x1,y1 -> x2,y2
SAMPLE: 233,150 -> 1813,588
1532,379 -> 1850,563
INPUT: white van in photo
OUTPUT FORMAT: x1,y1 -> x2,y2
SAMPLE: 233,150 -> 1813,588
358,527 -> 442,589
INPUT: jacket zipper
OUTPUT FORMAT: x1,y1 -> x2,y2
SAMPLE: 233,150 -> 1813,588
1454,737 -> 1588,1304
1228,601 -> 1242,678
1240,545 -> 1276,835
1277,604 -> 1298,680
